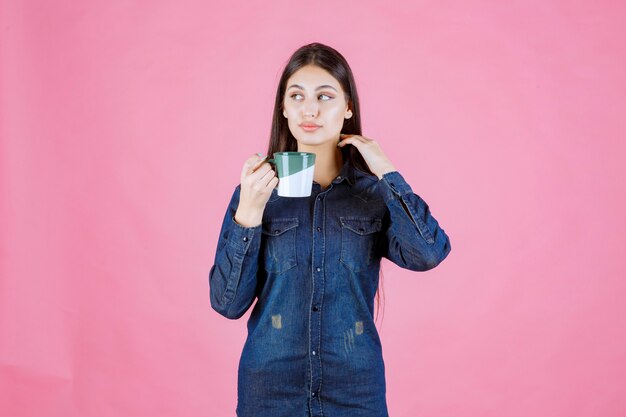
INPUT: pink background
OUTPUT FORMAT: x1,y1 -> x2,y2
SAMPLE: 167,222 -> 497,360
2,1 -> 625,416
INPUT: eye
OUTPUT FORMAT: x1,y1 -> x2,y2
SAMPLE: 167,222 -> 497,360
289,93 -> 334,101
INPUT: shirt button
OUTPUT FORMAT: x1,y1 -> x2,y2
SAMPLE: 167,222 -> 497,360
337,175 -> 341,179
312,350 -> 316,355
317,227 -> 321,232
242,237 -> 248,242
312,305 -> 319,311
312,392 -> 316,397
317,196 -> 322,200
316,267 -> 321,272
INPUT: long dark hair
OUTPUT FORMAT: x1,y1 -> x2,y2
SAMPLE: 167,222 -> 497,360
265,42 -> 385,325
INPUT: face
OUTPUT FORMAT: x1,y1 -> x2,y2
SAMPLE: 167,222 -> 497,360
282,64 -> 352,146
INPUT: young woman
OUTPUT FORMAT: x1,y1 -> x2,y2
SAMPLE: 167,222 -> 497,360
209,42 -> 451,417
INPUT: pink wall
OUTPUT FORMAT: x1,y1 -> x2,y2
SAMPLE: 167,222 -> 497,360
1,1 -> 625,416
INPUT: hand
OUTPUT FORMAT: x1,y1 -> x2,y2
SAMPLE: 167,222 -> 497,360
337,134 -> 397,179
235,153 -> 278,227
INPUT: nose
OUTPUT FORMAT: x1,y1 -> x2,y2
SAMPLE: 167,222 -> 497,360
302,98 -> 319,118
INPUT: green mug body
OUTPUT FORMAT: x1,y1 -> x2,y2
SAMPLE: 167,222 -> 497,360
267,152 -> 316,197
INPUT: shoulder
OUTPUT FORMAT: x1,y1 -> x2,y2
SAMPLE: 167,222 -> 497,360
353,167 -> 379,185
350,171 -> 387,204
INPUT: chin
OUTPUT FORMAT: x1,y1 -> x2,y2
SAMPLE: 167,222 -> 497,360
296,138 -> 335,147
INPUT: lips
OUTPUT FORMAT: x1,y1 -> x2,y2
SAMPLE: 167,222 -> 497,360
300,123 -> 321,132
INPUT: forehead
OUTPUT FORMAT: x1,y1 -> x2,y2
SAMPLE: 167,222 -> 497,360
286,65 -> 342,91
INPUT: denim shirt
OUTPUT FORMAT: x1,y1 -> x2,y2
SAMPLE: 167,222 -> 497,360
209,158 -> 451,417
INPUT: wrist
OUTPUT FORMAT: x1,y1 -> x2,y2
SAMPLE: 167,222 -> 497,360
234,208 -> 263,228
376,165 -> 397,180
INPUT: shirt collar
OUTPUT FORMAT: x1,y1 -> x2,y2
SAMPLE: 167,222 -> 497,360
333,156 -> 357,187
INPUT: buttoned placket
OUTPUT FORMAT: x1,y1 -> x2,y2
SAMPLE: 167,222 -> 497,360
308,175 -> 341,415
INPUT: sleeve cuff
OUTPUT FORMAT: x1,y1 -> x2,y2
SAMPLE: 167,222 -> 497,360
379,171 -> 414,203
226,215 -> 261,253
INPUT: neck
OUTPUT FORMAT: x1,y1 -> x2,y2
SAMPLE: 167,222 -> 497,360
297,139 -> 344,188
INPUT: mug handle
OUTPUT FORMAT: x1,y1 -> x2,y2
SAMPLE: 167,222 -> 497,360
266,158 -> 278,172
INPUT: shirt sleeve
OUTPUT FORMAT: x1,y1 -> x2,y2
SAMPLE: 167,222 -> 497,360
208,184 -> 262,319
377,171 -> 452,271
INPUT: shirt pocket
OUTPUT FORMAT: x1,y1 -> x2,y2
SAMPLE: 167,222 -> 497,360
261,217 -> 299,275
339,216 -> 382,272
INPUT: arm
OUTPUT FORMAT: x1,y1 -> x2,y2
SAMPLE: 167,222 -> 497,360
208,184 -> 262,319
377,171 -> 451,271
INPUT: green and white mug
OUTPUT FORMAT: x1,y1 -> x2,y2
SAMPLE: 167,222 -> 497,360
266,152 -> 316,197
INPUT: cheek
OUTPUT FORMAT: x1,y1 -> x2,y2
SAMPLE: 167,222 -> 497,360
327,107 -> 346,123
328,102 -> 346,115
283,108 -> 297,122
284,104 -> 299,116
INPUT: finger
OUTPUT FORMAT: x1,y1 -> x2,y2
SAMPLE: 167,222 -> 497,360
338,136 -> 361,147
246,152 -> 268,166
259,167 -> 277,187
267,176 -> 279,189
243,154 -> 268,176
250,155 -> 269,172
246,153 -> 263,164
261,174 -> 279,190
247,162 -> 273,180
341,133 -> 370,141
242,154 -> 261,175
351,135 -> 368,142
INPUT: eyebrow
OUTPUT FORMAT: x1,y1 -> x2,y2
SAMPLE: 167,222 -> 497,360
287,84 -> 338,92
